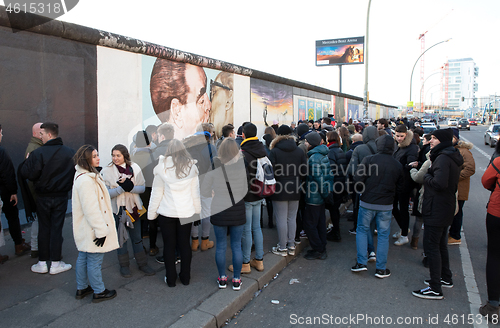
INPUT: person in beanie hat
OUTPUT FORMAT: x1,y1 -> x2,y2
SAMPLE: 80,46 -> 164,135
277,124 -> 293,136
269,124 -> 307,257
413,128 -> 464,300
448,127 -> 475,245
302,132 -> 332,260
297,123 -> 312,155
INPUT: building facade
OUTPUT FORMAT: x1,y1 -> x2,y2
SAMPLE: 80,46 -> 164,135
442,58 -> 478,110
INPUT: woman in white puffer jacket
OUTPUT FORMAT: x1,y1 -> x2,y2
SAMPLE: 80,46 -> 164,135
148,139 -> 201,287
72,145 -> 119,303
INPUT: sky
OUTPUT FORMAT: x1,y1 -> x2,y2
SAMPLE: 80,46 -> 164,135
3,0 -> 498,108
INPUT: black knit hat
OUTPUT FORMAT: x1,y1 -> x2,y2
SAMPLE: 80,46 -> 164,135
277,124 -> 292,135
296,123 -> 310,137
305,132 -> 322,147
431,128 -> 454,143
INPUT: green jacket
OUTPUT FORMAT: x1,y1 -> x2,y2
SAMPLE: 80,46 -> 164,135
305,145 -> 333,205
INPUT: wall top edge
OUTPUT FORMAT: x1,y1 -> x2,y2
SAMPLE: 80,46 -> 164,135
0,5 -> 396,109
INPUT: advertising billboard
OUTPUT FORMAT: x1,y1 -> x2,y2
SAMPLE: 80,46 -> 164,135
316,37 -> 364,66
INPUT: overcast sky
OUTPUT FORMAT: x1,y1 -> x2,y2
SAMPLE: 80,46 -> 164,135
3,0 -> 498,108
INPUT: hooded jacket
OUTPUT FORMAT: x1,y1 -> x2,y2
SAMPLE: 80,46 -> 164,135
20,137 -> 75,197
268,135 -> 307,201
393,130 -> 419,192
305,144 -> 333,205
422,143 -> 464,227
354,134 -> 404,208
482,156 -> 500,217
347,126 -> 378,177
240,137 -> 268,202
148,156 -> 201,222
455,140 -> 475,201
72,165 -> 119,253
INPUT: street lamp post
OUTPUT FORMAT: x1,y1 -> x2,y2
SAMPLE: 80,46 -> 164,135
362,0 -> 371,120
409,38 -> 451,103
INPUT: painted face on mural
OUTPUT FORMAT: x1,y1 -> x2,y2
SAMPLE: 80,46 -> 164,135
172,65 -> 211,140
209,72 -> 234,139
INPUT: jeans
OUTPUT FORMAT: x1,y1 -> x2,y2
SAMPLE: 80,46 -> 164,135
36,195 -> 68,261
449,200 -> 465,240
412,216 -> 424,239
213,224 -> 244,279
392,192 -> 410,237
273,200 -> 299,249
157,215 -> 192,286
303,203 -> 327,253
242,200 -> 264,263
356,206 -> 391,270
115,209 -> 144,256
76,252 -> 105,293
191,195 -> 212,238
423,225 -> 452,293
486,213 -> 500,303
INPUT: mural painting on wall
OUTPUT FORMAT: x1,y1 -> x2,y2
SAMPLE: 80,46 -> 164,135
250,79 -> 293,133
142,57 -> 232,140
307,100 -> 315,121
298,99 -> 306,121
323,102 -> 331,119
315,102 -> 322,121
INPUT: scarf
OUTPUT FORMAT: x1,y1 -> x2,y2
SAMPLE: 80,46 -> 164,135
429,141 -> 453,162
101,163 -> 145,215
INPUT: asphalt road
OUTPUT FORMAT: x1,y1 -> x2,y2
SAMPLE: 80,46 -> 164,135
228,124 -> 497,328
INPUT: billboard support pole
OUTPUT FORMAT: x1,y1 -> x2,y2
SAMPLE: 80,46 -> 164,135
363,0 -> 371,120
339,65 -> 343,93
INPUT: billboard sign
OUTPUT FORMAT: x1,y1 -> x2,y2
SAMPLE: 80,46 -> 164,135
316,37 -> 364,66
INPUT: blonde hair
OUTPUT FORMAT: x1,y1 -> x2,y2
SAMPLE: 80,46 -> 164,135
218,138 -> 240,164
164,139 -> 194,179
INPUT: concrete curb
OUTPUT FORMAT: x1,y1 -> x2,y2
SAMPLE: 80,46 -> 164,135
170,238 -> 310,328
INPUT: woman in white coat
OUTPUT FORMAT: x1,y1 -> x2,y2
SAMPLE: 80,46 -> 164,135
100,144 -> 155,278
72,145 -> 119,303
148,139 -> 201,287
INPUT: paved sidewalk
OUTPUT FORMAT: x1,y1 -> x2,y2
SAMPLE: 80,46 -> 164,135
0,210 -> 312,328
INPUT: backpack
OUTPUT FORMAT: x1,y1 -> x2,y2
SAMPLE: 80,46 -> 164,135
250,156 -> 276,197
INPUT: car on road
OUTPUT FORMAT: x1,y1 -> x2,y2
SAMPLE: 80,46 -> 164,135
484,124 -> 500,148
468,119 -> 478,126
457,119 -> 470,130
422,125 -> 437,137
447,118 -> 458,126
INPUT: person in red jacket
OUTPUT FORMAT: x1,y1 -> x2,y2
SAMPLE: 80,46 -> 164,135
480,157 -> 500,319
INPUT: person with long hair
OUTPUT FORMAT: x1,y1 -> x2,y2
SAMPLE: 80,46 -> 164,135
72,145 -> 119,303
202,138 -> 247,290
100,144 -> 155,278
338,126 -> 351,153
148,139 -> 201,287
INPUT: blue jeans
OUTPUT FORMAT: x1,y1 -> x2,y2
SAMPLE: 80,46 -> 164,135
76,252 -> 105,293
213,224 -> 244,279
356,206 -> 391,270
242,200 -> 264,263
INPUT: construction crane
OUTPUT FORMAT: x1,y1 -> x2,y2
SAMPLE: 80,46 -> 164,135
418,9 -> 453,112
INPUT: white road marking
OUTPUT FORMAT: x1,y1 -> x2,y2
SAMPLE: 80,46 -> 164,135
461,136 -> 492,161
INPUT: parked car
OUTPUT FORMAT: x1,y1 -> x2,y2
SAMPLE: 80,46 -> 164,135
447,118 -> 458,126
484,124 -> 500,148
457,119 -> 470,130
422,125 -> 437,137
468,119 -> 478,126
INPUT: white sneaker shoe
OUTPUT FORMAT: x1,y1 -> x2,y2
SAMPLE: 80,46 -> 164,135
31,261 -> 48,274
392,231 -> 401,239
49,261 -> 72,275
368,252 -> 376,262
394,236 -> 409,246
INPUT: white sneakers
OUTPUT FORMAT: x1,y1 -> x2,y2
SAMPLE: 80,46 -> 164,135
394,236 -> 409,246
31,261 -> 72,274
31,261 -> 48,274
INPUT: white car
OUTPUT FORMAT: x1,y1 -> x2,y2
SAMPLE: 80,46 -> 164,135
447,119 -> 458,126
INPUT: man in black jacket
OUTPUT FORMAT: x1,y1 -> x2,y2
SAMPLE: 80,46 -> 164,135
412,128 -> 464,300
20,122 -> 75,275
0,125 -> 31,259
351,134 -> 404,278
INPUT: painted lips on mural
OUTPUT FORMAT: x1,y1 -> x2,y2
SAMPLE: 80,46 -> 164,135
5,0 -> 79,32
